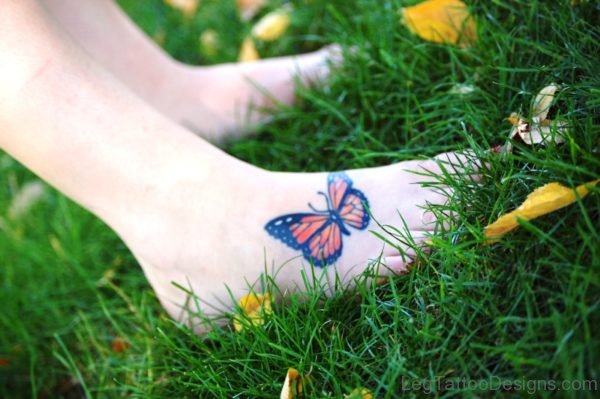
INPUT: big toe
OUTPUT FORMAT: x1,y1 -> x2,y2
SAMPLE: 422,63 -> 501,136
292,44 -> 344,84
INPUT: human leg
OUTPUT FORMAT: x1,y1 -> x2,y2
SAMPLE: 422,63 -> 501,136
40,0 -> 341,143
0,0 -> 475,330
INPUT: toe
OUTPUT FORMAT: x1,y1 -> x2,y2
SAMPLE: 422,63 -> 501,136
431,150 -> 482,181
294,44 -> 344,84
382,229 -> 432,256
381,255 -> 413,275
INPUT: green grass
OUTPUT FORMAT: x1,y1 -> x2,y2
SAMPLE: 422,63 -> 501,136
1,0 -> 599,397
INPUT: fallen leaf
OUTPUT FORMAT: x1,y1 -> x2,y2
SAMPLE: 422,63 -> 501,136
111,337 -> 130,353
0,357 -> 9,368
233,292 -> 272,331
237,0 -> 267,21
238,37 -> 260,62
400,0 -> 477,47
507,84 -> 566,148
8,180 -> 46,220
509,115 -> 567,146
532,83 -> 560,121
200,29 -> 219,56
251,6 -> 292,42
507,112 -> 520,126
280,368 -> 306,399
346,387 -> 374,399
484,180 -> 599,240
164,0 -> 199,18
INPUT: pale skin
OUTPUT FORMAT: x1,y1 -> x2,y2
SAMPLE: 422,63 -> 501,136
0,0 -> 476,330
39,0 -> 340,144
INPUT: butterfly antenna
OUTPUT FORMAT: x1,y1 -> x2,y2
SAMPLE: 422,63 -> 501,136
308,202 -> 322,213
317,191 -> 332,211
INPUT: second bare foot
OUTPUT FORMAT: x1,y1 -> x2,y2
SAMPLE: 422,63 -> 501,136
163,45 -> 343,143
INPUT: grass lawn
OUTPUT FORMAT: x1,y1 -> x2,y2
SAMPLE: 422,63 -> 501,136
1,0 -> 599,397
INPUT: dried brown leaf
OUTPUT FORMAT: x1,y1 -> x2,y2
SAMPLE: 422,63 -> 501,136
280,368 -> 307,399
532,83 -> 560,121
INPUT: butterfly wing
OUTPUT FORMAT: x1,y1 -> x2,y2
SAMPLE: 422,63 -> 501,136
301,221 -> 343,267
265,213 -> 344,267
265,213 -> 330,250
265,172 -> 366,267
338,188 -> 370,230
328,172 -> 370,230
328,172 -> 352,211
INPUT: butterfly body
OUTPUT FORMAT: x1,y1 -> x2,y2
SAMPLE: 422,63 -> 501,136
326,211 -> 352,235
265,172 -> 370,267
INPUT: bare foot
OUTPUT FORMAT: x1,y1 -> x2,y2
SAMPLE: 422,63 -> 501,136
163,45 -> 342,143
116,151 -> 477,330
0,0 -> 472,331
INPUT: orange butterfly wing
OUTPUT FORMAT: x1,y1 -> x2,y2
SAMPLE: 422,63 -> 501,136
305,222 -> 343,264
338,191 -> 369,229
290,215 -> 330,245
266,213 -> 343,266
328,173 -> 350,210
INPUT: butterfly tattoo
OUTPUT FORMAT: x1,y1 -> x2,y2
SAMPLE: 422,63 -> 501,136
265,172 -> 370,267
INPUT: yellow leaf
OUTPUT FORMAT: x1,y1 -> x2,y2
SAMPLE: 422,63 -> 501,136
237,0 -> 268,21
484,180 -> 599,240
532,83 -> 560,121
238,37 -> 260,62
506,112 -> 520,126
251,6 -> 292,42
164,0 -> 199,18
400,0 -> 477,47
280,368 -> 306,399
200,29 -> 219,57
233,292 -> 272,331
346,387 -> 374,399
